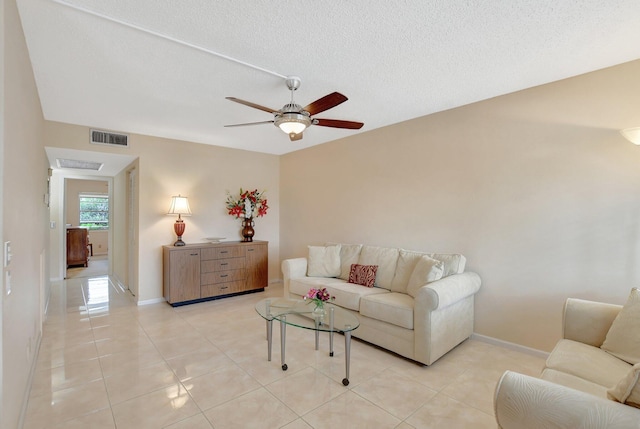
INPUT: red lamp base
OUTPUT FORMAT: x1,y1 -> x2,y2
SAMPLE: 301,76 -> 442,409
174,219 -> 186,246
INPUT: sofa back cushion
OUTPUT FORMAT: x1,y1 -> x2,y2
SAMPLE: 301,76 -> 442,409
327,242 -> 363,281
391,249 -> 428,294
357,246 -> 399,290
307,245 -> 341,277
601,288 -> 640,364
428,253 -> 467,277
407,256 -> 445,297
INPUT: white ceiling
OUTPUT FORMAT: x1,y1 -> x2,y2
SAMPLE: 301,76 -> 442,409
17,0 -> 640,156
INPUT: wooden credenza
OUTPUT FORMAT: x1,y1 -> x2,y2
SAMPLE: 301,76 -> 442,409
163,241 -> 268,306
67,227 -> 89,268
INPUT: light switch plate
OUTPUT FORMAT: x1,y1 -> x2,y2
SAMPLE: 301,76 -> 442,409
4,241 -> 10,267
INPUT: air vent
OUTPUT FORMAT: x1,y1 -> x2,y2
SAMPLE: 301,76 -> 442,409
90,129 -> 129,147
56,158 -> 104,171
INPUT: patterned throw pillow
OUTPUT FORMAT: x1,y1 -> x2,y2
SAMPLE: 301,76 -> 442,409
348,264 -> 378,287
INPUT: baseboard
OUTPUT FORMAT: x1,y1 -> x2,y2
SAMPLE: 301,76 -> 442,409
137,297 -> 166,306
471,333 -> 549,359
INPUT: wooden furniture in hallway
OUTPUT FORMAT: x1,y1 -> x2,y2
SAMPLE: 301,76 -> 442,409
66,227 -> 89,268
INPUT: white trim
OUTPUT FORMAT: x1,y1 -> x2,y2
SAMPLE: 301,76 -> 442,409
471,333 -> 550,359
137,297 -> 166,306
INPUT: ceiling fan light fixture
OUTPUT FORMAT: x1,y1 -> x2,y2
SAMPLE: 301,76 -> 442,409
275,112 -> 310,135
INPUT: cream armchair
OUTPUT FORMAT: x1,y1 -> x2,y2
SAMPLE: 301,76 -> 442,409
494,297 -> 640,429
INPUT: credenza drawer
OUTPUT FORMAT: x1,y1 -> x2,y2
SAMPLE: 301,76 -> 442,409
201,258 -> 245,273
201,269 -> 246,285
201,246 -> 246,260
201,281 -> 244,297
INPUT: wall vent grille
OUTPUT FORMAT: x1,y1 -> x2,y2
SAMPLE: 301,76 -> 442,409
90,129 -> 129,147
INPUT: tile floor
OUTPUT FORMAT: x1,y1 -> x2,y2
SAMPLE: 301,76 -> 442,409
23,275 -> 546,428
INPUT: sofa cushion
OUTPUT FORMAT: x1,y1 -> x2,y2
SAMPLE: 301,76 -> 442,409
608,363 -> 640,408
406,256 -> 444,298
428,253 -> 466,277
541,368 -> 609,398
289,277 -> 388,311
357,246 -> 399,290
601,288 -> 640,365
307,245 -> 341,277
391,249 -> 427,294
327,243 -> 363,281
360,293 -> 414,330
348,264 -> 378,287
546,339 -> 631,388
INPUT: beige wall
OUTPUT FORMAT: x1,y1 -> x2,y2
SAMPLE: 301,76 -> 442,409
281,59 -> 640,352
45,121 -> 281,302
2,0 -> 49,426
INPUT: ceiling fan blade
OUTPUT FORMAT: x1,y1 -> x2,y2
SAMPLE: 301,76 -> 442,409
224,120 -> 274,128
289,132 -> 303,141
225,97 -> 279,114
303,92 -> 348,116
313,118 -> 364,129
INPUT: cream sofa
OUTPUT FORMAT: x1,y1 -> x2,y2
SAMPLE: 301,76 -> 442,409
281,243 -> 482,365
494,294 -> 640,428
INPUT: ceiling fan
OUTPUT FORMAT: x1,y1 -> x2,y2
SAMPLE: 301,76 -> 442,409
225,77 -> 364,141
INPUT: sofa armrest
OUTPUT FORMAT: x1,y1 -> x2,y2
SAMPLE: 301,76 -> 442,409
563,298 -> 622,347
494,371 -> 640,429
415,272 -> 482,311
281,258 -> 308,298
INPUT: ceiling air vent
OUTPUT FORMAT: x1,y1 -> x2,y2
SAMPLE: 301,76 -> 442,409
56,158 -> 104,171
90,129 -> 129,148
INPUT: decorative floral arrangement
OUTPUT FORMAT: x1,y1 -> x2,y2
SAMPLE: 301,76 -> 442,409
304,287 -> 335,309
225,188 -> 269,219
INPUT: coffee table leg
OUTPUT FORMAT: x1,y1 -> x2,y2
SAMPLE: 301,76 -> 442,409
266,319 -> 272,362
315,318 -> 320,350
329,307 -> 335,357
342,326 -> 352,386
280,316 -> 288,371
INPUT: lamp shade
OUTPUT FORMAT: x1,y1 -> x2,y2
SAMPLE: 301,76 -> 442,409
167,195 -> 192,216
621,127 -> 640,145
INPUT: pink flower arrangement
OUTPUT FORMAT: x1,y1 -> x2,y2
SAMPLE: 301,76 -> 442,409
304,287 -> 335,308
225,188 -> 269,219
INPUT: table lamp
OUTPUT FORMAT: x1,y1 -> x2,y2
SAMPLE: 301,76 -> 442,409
167,195 -> 192,246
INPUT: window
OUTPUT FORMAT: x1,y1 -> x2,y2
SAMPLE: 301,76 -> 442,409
79,194 -> 109,230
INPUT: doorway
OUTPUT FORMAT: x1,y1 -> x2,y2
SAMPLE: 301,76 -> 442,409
64,178 -> 111,279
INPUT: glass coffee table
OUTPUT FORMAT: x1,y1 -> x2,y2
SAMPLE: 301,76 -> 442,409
255,298 -> 360,386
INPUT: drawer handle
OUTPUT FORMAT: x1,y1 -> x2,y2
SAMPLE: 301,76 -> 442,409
220,263 -> 228,266
220,250 -> 228,254
190,253 -> 199,256
220,274 -> 228,278
221,286 -> 228,290
248,249 -> 254,252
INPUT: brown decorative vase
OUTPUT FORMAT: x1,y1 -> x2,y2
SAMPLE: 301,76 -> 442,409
241,217 -> 255,242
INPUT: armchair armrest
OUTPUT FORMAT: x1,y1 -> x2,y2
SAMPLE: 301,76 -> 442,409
415,272 -> 481,311
563,298 -> 622,347
494,371 -> 639,429
281,258 -> 308,298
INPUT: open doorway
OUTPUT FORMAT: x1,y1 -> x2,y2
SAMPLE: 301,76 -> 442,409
64,178 -> 110,279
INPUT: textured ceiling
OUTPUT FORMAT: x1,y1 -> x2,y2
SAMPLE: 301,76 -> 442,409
17,0 -> 640,155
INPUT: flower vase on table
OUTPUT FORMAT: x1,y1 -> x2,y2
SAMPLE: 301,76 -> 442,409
304,287 -> 334,320
225,188 -> 269,242
241,217 -> 255,242
312,301 -> 326,319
